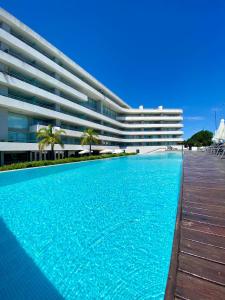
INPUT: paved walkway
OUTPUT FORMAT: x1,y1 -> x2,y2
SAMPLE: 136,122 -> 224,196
166,151 -> 225,300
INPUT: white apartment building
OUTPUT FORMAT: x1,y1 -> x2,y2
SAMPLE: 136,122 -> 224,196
0,8 -> 183,165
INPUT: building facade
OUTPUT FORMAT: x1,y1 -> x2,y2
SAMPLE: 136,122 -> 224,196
0,8 -> 183,165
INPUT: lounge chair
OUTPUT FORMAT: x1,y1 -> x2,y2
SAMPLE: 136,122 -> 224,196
218,145 -> 225,159
208,143 -> 223,154
215,143 -> 225,156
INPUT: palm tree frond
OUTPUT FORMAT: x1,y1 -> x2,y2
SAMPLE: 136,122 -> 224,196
80,128 -> 99,149
36,125 -> 66,154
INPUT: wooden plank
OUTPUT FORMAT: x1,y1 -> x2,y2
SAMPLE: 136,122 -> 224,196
178,253 -> 225,286
183,202 -> 225,215
183,211 -> 225,227
183,183 -> 225,189
183,194 -> 225,206
181,220 -> 225,237
181,226 -> 225,248
183,206 -> 225,220
180,238 -> 225,264
176,271 -> 225,300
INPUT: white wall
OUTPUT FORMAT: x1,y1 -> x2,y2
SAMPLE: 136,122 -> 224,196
123,145 -> 183,154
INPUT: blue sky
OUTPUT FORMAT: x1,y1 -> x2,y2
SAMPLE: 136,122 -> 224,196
2,0 -> 225,138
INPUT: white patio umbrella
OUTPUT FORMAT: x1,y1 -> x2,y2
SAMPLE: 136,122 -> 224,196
99,149 -> 113,154
112,149 -> 124,154
212,119 -> 225,143
78,149 -> 91,155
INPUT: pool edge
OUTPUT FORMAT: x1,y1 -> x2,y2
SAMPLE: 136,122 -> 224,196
164,156 -> 184,299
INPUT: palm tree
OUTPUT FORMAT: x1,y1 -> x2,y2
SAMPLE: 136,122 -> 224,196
81,128 -> 99,154
36,125 -> 66,160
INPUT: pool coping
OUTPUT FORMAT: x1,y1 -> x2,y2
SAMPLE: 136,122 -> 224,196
164,152 -> 184,299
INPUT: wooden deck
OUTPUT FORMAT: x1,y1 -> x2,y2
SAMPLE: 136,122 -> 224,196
165,151 -> 225,300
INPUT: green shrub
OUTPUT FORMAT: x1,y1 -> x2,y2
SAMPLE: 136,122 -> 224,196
184,130 -> 213,147
0,153 -> 136,172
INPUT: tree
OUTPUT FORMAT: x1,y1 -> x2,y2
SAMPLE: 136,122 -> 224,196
81,128 -> 99,154
184,130 -> 213,148
36,125 -> 66,159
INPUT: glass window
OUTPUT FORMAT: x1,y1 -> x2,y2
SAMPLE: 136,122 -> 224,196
8,113 -> 28,129
83,98 -> 99,112
102,105 -> 117,119
8,131 -> 27,142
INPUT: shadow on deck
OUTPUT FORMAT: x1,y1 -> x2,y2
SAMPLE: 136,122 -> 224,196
165,151 -> 225,300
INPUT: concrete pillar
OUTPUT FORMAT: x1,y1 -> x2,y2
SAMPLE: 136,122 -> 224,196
100,101 -> 103,115
39,152 -> 42,161
54,86 -> 61,127
34,152 -> 37,161
0,152 -> 4,166
100,102 -> 104,134
29,151 -> 32,161
44,152 -> 47,160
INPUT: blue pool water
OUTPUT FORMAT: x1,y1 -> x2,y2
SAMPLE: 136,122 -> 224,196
0,153 -> 182,299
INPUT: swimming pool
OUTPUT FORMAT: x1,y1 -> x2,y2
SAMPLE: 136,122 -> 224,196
0,152 -> 182,299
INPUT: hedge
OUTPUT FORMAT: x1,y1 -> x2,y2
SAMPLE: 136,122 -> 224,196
0,153 -> 135,172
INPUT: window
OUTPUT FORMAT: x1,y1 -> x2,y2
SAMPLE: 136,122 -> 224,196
102,105 -> 117,119
83,98 -> 99,112
8,113 -> 28,129
8,131 -> 27,142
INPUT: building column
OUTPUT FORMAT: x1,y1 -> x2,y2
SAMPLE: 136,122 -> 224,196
29,151 -> 32,161
54,86 -> 61,127
51,70 -> 61,128
64,150 -> 68,158
100,102 -> 104,135
0,152 -> 4,166
34,152 -> 37,161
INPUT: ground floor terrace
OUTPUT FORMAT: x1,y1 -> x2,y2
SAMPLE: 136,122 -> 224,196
0,142 -> 182,165
166,151 -> 225,300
